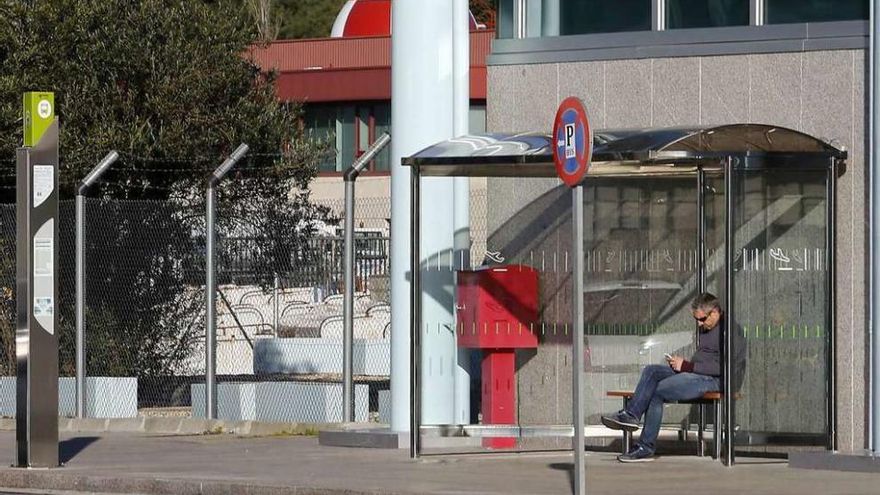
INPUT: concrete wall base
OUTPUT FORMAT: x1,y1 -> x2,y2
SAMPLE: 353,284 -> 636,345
318,426 -> 409,449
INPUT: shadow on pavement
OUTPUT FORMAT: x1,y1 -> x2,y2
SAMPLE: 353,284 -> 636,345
548,462 -> 574,493
59,436 -> 100,464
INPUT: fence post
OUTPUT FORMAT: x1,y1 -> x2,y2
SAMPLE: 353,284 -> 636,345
75,151 -> 118,419
206,144 -> 249,420
273,272 -> 280,337
342,133 -> 390,422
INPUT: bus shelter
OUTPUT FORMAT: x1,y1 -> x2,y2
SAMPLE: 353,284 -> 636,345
403,124 -> 845,466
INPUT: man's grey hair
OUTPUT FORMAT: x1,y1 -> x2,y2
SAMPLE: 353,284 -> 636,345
691,292 -> 721,313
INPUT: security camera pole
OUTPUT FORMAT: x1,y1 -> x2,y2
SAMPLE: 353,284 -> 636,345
16,91 -> 59,468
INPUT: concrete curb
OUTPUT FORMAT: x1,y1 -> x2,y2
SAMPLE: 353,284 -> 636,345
0,469 -> 413,495
0,417 -> 332,437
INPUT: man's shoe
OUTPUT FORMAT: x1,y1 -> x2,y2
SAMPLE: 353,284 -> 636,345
600,410 -> 639,431
617,446 -> 656,463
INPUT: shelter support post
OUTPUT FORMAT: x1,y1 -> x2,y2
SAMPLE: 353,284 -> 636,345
827,159 -> 837,450
410,165 -> 421,458
723,158 -> 735,466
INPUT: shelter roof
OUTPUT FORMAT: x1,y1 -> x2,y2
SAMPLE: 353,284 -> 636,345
403,124 -> 847,178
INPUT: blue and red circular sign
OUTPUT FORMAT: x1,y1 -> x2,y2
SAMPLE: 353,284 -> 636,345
552,97 -> 593,187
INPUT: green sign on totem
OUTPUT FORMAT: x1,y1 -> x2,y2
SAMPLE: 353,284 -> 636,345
23,91 -> 55,147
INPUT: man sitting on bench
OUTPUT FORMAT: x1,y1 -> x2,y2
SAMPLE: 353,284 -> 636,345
600,292 -> 746,463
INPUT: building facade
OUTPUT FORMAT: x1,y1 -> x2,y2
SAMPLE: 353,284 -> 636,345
485,0 -> 868,452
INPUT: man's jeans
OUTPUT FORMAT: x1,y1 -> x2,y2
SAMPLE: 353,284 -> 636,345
624,365 -> 720,453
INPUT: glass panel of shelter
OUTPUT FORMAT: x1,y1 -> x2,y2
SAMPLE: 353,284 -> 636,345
416,159 -> 833,457
728,166 -> 831,452
581,176 -> 701,446
419,177 -> 577,454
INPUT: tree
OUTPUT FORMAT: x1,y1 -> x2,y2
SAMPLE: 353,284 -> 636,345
248,0 -> 278,42
0,0 -> 335,386
273,0 -> 348,40
470,0 -> 496,29
0,0 -> 325,200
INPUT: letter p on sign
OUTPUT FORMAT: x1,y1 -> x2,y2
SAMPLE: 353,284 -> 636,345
564,124 -> 576,159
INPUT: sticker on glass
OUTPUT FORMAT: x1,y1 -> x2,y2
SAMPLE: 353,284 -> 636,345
33,165 -> 54,208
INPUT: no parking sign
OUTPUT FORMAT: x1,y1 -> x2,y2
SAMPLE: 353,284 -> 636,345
552,97 -> 593,187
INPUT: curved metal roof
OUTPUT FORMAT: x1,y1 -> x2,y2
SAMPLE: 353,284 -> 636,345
403,124 -> 846,178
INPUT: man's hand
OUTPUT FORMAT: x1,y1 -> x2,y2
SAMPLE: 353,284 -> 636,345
666,355 -> 685,372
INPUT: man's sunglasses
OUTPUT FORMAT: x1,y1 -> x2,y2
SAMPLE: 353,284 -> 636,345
694,310 -> 715,323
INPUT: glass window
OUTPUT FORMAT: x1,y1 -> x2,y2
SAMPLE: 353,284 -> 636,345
303,105 -> 336,173
497,0 -> 515,39
337,106 -> 356,173
668,0 -> 749,29
468,105 -> 486,134
356,106 -> 371,156
373,103 -> 391,171
766,0 -> 868,24
561,0 -> 650,35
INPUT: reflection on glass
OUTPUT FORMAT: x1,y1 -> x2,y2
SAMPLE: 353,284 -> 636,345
581,178 -> 699,428
732,170 -> 829,442
561,0 -> 651,35
766,0 -> 868,24
668,0 -> 749,29
497,0 -> 514,39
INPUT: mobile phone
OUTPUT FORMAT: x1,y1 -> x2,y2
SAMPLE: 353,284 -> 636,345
664,353 -> 673,360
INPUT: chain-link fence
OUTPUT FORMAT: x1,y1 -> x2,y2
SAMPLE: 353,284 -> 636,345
0,184 -> 489,424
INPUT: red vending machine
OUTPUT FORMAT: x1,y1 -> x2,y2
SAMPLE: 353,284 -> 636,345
456,265 -> 539,448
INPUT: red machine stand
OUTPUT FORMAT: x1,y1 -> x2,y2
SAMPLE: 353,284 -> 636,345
456,265 -> 539,449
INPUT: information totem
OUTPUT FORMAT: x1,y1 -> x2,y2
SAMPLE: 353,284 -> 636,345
16,91 -> 59,468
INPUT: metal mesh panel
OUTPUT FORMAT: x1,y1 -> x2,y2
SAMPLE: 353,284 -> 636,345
0,188 -> 485,424
0,204 -> 14,377
212,193 -> 391,422
84,198 -> 206,417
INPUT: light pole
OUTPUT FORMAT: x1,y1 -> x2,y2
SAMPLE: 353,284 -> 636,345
205,143 -> 249,419
75,151 -> 118,418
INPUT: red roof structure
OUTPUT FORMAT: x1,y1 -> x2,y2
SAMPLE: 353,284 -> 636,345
249,30 -> 493,103
329,0 -> 482,37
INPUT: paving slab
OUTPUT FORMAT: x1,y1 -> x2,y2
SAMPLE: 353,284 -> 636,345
0,432 -> 876,495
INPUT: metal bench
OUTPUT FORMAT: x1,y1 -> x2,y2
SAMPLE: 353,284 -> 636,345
606,390 -> 726,458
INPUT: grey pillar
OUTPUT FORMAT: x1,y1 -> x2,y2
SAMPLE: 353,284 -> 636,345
16,119 -> 59,468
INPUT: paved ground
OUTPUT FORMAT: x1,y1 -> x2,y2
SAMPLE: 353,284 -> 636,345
0,431 -> 876,495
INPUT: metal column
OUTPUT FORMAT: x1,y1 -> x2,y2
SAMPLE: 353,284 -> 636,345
572,185 -> 586,495
870,0 -> 880,455
410,165 -> 422,458
16,115 -> 59,468
205,143 -> 249,420
827,160 -> 837,450
723,158 -> 735,466
342,133 -> 390,422
75,151 -> 119,418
